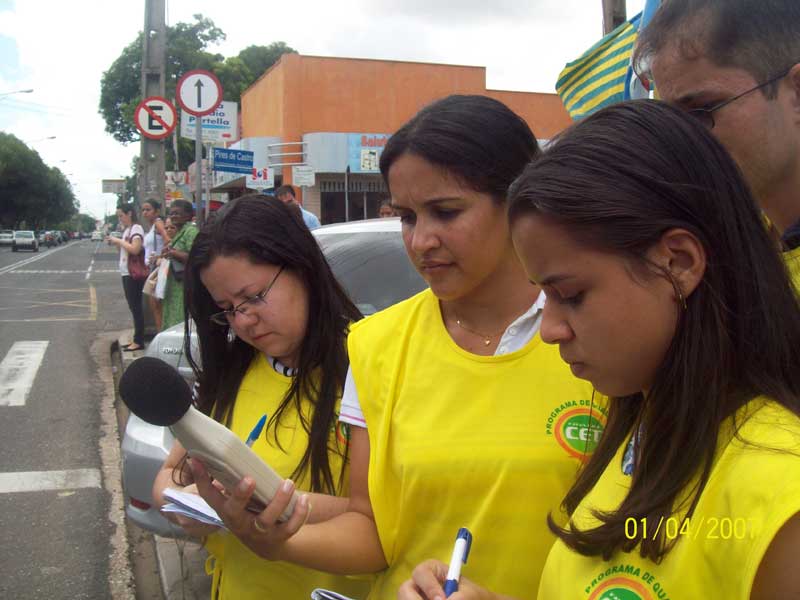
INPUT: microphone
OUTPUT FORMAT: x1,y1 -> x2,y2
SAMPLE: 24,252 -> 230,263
120,356 -> 297,521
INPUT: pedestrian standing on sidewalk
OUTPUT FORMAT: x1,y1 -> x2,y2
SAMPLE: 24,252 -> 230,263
152,194 -> 369,599
160,199 -> 198,330
141,199 -> 169,332
107,203 -> 145,352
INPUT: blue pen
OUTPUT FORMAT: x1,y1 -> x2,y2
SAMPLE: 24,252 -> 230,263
245,414 -> 267,448
443,527 -> 472,597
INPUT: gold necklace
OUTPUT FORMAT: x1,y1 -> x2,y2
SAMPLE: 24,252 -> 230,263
453,314 -> 506,346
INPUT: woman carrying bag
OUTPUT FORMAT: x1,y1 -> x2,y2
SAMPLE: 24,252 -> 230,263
141,199 -> 170,331
107,203 -> 147,352
161,200 -> 198,331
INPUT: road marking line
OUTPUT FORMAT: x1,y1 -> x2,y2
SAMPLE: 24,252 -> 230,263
89,284 -> 97,320
0,286 -> 86,292
0,469 -> 101,493
0,243 -> 74,275
0,317 -> 92,323
6,269 -> 117,274
0,341 -> 49,407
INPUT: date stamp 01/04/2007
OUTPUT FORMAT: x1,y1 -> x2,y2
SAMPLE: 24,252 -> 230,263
624,516 -> 760,541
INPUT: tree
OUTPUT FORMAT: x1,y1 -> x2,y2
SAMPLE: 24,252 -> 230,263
0,132 -> 77,228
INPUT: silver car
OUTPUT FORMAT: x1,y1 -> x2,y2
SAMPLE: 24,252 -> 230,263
121,218 -> 427,536
0,230 -> 13,246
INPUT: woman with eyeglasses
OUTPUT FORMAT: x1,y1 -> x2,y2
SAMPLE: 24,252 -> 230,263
160,199 -> 198,331
151,194 -> 368,599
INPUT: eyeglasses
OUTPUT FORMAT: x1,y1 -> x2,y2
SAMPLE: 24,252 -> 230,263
687,68 -> 791,129
209,266 -> 284,326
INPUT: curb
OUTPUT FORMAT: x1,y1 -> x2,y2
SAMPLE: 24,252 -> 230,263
118,333 -> 211,600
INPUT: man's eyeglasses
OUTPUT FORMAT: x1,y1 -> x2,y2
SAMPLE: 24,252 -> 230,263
687,68 -> 791,129
209,266 -> 284,326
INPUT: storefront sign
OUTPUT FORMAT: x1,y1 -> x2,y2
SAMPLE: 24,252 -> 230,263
180,101 -> 239,142
347,133 -> 390,173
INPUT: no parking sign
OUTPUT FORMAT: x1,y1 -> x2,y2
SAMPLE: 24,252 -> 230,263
134,96 -> 177,140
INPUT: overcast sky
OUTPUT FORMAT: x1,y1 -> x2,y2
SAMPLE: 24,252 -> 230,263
0,0 -> 644,221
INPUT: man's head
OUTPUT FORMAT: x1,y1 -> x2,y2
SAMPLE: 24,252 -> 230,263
634,0 -> 800,231
276,185 -> 297,206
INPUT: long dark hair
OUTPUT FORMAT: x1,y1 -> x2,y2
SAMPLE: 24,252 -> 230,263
379,94 -> 540,202
508,100 -> 800,561
183,194 -> 362,494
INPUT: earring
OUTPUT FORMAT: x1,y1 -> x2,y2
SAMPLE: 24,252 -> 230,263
676,286 -> 688,311
227,327 -> 236,344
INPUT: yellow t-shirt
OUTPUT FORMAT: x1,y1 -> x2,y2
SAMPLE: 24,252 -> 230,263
538,399 -> 800,600
784,246 -> 800,294
349,289 -> 603,598
204,354 -> 369,600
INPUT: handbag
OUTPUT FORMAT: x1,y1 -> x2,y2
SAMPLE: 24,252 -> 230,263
125,228 -> 149,281
142,267 -> 159,296
128,250 -> 149,281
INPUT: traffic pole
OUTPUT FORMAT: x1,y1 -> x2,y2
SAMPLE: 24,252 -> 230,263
195,116 -> 203,227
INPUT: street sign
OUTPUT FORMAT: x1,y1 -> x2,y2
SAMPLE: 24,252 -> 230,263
246,166 -> 274,190
101,179 -> 126,194
180,101 -> 238,142
212,147 -> 254,174
134,96 -> 177,140
292,165 -> 315,187
176,69 -> 223,117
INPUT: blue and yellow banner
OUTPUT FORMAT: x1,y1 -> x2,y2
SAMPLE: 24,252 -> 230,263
556,13 -> 642,119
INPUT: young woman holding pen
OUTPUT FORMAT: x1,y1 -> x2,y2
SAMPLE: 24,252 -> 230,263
191,95 -> 600,597
400,100 -> 800,600
151,195 -> 368,599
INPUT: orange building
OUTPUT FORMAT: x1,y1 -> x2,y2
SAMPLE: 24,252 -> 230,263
220,53 -> 571,224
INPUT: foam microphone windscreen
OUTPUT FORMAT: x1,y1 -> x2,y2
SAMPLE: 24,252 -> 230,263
119,356 -> 193,426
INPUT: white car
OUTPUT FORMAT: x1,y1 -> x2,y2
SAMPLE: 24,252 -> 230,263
121,218 -> 428,536
12,230 -> 38,252
91,231 -> 103,242
0,230 -> 13,246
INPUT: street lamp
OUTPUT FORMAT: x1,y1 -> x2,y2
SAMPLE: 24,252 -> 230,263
0,88 -> 33,98
26,135 -> 56,143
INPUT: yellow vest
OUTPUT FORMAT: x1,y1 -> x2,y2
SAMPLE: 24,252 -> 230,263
538,399 -> 800,600
204,354 -> 369,600
349,289 -> 603,598
785,246 -> 800,294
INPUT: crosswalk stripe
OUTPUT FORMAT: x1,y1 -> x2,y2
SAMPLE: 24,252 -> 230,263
0,469 -> 102,493
0,341 -> 49,407
7,269 -> 117,274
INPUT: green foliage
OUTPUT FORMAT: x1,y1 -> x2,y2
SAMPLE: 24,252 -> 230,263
0,132 -> 77,229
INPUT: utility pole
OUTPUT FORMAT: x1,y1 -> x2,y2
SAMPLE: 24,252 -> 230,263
139,0 -> 166,209
602,0 -> 627,34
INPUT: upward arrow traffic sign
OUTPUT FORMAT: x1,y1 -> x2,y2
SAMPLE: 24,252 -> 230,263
176,69 -> 223,117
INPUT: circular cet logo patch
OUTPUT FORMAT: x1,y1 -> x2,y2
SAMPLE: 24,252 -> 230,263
588,577 -> 653,600
554,407 -> 606,460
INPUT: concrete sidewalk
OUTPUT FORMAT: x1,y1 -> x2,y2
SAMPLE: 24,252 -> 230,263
118,333 -> 212,600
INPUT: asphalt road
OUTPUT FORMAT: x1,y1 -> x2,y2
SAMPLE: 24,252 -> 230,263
0,239 -> 138,599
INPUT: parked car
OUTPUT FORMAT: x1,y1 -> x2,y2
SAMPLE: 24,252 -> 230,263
90,231 -> 103,242
0,230 -> 13,246
121,217 -> 426,536
37,231 -> 46,244
12,230 -> 38,252
43,231 -> 57,247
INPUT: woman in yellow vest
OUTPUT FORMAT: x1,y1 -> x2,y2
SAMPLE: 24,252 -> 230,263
191,95 -> 602,597
151,195 -> 369,599
401,100 -> 800,599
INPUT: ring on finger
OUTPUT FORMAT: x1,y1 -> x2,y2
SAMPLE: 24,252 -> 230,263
252,518 -> 267,533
